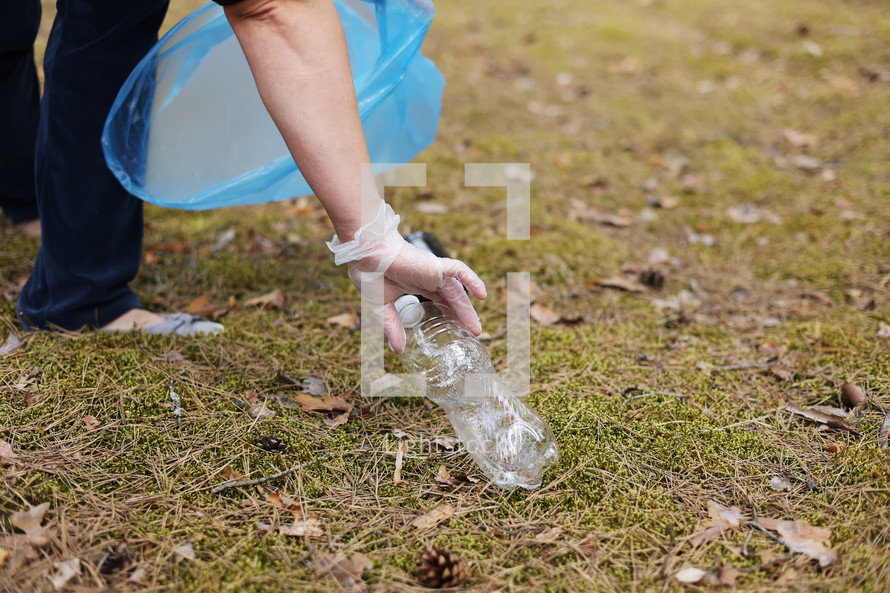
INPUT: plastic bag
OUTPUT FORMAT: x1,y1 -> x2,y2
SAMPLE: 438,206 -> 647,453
102,0 -> 444,210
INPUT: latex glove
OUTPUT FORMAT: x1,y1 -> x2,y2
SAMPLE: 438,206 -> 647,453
327,202 -> 487,353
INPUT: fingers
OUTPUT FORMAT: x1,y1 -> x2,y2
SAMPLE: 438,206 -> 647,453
381,302 -> 407,354
438,258 -> 487,300
437,277 -> 482,335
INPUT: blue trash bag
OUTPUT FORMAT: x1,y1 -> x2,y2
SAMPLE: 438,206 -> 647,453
102,0 -> 444,210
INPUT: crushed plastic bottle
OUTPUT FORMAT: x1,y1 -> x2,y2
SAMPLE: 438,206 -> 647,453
394,295 -> 559,489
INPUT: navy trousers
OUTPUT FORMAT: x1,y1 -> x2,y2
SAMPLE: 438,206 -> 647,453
2,0 -> 170,331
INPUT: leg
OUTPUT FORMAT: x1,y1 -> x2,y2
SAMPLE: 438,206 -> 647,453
17,0 -> 170,331
0,0 -> 41,224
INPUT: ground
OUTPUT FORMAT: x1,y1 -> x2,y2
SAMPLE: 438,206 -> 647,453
2,0 -> 890,591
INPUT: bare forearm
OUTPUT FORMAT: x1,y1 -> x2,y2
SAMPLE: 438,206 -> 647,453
224,0 -> 380,240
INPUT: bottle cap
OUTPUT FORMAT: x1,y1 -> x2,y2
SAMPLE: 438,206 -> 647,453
394,295 -> 424,329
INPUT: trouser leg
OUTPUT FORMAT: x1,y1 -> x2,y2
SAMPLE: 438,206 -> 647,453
0,0 -> 41,223
17,0 -> 170,331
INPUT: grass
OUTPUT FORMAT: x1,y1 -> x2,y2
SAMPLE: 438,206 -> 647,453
2,0 -> 890,591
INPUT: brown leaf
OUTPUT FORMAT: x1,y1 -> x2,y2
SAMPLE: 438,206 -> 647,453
757,517 -> 839,567
597,277 -> 646,293
674,567 -> 707,584
82,415 -> 101,430
529,303 -> 560,325
716,565 -> 739,586
0,547 -> 9,567
0,440 -> 16,465
411,504 -> 455,529
279,516 -> 323,537
435,465 -> 451,484
394,441 -> 408,485
327,313 -> 360,328
879,412 -> 890,449
0,333 -> 25,357
324,412 -> 350,429
173,542 -> 195,563
782,128 -> 819,150
295,393 -> 351,413
688,501 -> 746,546
786,403 -> 858,433
221,468 -> 245,483
265,492 -> 305,514
247,401 -> 276,420
879,321 -> 890,339
533,526 -> 563,543
50,558 -> 82,590
10,502 -> 50,546
771,368 -> 794,382
244,289 -> 285,310
315,552 -> 372,593
186,294 -> 211,316
759,339 -> 786,357
769,476 -> 793,492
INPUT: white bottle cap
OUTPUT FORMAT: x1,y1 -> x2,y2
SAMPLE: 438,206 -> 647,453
394,294 -> 424,329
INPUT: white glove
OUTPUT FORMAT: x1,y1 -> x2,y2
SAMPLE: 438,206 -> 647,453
327,202 -> 487,353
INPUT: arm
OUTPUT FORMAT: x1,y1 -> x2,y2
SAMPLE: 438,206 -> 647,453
223,0 -> 486,352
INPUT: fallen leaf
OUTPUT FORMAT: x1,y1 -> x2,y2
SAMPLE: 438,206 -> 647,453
771,368 -> 794,382
791,154 -> 822,171
186,294 -> 211,316
0,333 -> 25,357
716,565 -> 739,586
529,303 -> 560,325
760,339 -> 786,357
769,476 -> 793,492
301,376 -> 328,396
688,501 -> 746,546
210,228 -> 236,252
247,401 -> 276,420
0,440 -> 16,465
411,504 -> 455,529
327,313 -> 360,328
221,468 -> 245,483
324,412 -> 350,429
432,436 -> 459,450
782,128 -> 819,150
803,40 -> 823,57
244,289 -> 285,310
254,521 -> 271,532
265,492 -> 305,513
315,552 -> 372,593
173,542 -> 195,563
775,565 -> 798,583
0,547 -> 9,567
728,203 -> 781,224
435,465 -> 451,484
597,277 -> 645,293
50,558 -> 81,590
295,393 -> 351,413
279,516 -> 323,537
82,415 -> 101,430
11,503 -> 51,546
128,566 -> 148,584
393,441 -> 408,485
786,403 -> 857,432
879,412 -> 890,449
533,526 -> 563,543
758,517 -> 839,567
877,321 -> 890,339
675,567 -> 707,584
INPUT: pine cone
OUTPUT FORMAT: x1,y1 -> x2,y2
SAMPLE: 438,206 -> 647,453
255,434 -> 287,453
417,547 -> 471,588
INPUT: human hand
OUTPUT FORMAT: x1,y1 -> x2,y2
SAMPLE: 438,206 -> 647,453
327,202 -> 486,353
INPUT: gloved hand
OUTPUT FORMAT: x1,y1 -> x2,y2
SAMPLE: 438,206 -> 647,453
327,202 -> 487,353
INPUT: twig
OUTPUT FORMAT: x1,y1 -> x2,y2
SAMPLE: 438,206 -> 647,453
624,391 -> 690,403
212,452 -> 331,493
742,505 -> 758,557
744,520 -> 786,547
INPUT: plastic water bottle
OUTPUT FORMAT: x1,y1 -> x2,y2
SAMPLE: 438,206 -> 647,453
394,295 -> 559,489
